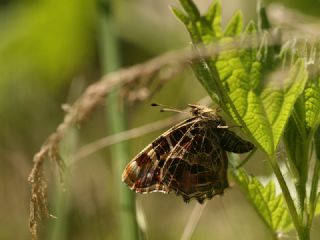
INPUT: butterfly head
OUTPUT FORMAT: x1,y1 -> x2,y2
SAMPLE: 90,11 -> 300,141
188,104 -> 225,123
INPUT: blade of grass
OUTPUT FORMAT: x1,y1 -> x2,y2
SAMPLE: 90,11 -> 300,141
46,167 -> 70,240
46,127 -> 78,240
99,1 -> 139,239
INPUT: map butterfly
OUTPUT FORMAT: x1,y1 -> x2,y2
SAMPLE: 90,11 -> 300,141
122,104 -> 254,204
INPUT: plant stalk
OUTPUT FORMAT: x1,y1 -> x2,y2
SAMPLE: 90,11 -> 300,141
99,0 -> 139,239
268,155 -> 304,239
308,144 -> 320,228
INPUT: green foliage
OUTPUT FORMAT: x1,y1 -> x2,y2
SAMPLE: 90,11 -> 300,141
173,0 -> 308,156
304,78 -> 320,130
173,0 -> 320,239
224,11 -> 243,37
315,126 -> 320,161
262,59 -> 308,151
282,44 -> 320,233
235,169 -> 293,233
310,126 -> 320,226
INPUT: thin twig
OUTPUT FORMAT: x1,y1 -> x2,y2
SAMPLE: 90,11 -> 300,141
235,148 -> 257,169
74,114 -> 184,162
180,202 -> 207,240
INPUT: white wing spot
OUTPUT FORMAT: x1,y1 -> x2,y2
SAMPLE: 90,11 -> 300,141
165,135 -> 174,150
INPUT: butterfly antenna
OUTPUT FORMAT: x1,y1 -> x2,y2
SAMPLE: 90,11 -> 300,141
151,103 -> 187,114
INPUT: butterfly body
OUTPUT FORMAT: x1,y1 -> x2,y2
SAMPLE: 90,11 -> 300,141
122,105 -> 254,204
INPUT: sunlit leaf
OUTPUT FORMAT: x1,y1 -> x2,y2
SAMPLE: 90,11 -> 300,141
171,6 -> 189,25
262,58 -> 308,147
205,0 -> 222,38
234,169 -> 294,233
178,0 -> 200,21
304,77 -> 320,130
224,11 -> 243,37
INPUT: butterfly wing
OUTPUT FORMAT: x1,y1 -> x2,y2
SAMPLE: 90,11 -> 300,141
161,122 -> 229,203
122,105 -> 254,204
121,117 -> 199,194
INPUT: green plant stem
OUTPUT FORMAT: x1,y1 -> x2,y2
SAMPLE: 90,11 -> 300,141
99,1 -> 139,239
47,127 -> 78,240
268,155 -> 303,239
235,148 -> 257,169
296,145 -> 309,235
289,109 -> 312,240
309,126 -> 320,228
308,152 -> 320,227
47,173 -> 70,240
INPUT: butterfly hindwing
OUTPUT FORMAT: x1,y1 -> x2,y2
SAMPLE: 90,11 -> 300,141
161,122 -> 229,203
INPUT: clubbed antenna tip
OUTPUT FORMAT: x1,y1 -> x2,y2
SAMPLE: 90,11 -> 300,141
150,102 -> 187,114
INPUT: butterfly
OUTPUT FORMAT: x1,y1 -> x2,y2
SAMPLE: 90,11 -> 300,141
122,104 -> 254,204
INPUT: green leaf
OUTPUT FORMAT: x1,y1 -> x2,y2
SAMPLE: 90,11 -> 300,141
191,57 -> 220,102
242,92 -> 274,154
304,76 -> 320,130
171,6 -> 189,25
257,4 -> 271,30
179,0 -> 200,21
283,116 -> 303,178
205,0 -> 222,38
224,11 -> 243,37
215,22 -> 275,154
234,169 -> 294,233
262,58 -> 309,147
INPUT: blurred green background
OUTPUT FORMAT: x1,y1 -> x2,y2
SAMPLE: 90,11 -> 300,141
0,0 -> 319,239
